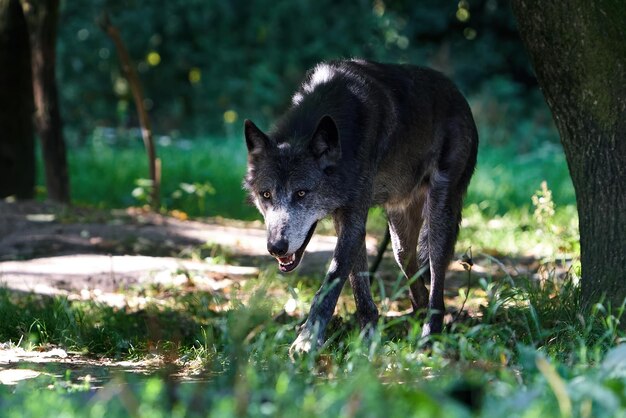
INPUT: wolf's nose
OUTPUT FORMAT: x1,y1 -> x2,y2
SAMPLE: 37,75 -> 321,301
268,240 -> 289,257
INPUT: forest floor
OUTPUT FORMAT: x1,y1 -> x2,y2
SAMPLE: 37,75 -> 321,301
0,199 -> 547,386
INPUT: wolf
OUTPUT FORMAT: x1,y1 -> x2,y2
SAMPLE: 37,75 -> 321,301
243,59 -> 478,354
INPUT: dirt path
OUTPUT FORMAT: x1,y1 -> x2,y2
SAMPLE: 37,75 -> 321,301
0,200 -> 359,297
1,200 -> 536,301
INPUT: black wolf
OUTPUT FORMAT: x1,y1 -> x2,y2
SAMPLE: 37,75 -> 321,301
243,59 -> 478,353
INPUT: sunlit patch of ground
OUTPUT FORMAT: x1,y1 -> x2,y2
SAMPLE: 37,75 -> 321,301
0,344 -> 162,388
0,200 -> 579,388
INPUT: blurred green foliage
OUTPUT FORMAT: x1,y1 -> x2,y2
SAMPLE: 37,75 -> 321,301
52,0 -> 576,217
62,135 -> 574,220
57,0 -> 537,140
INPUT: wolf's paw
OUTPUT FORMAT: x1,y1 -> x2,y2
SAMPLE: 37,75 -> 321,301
421,315 -> 443,338
289,330 -> 323,359
420,322 -> 433,338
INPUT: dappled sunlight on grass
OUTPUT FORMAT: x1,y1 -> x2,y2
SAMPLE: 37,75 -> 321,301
0,187 -> 622,417
457,203 -> 579,260
7,155 -> 622,416
1,262 -> 624,416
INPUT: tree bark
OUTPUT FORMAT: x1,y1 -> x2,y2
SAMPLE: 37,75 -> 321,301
511,1 -> 626,310
21,0 -> 69,203
0,0 -> 35,199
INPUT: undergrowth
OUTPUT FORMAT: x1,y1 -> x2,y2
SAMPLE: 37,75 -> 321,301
1,266 -> 624,417
4,178 -> 623,416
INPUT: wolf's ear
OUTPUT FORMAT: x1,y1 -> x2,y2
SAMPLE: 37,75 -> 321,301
244,119 -> 270,155
310,115 -> 341,168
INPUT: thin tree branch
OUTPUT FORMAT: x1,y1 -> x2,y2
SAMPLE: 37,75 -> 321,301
99,11 -> 160,210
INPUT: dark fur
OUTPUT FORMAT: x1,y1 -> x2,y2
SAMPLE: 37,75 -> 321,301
244,59 -> 478,352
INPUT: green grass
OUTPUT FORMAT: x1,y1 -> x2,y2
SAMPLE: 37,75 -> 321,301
1,265 -> 624,417
61,135 -> 256,220
457,203 -> 580,259
0,199 -> 621,416
467,141 -> 575,216
39,123 -> 575,222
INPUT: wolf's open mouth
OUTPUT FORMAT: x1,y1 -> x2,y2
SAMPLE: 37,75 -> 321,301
275,222 -> 317,273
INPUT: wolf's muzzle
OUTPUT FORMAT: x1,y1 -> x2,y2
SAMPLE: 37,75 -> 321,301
267,239 -> 289,257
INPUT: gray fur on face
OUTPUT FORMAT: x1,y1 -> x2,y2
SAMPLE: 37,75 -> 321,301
244,118 -> 341,257
263,195 -> 325,255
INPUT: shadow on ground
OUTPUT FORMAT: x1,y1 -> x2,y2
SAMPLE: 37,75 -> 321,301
0,200 -> 560,387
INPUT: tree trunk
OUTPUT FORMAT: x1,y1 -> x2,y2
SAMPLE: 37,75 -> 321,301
0,0 -> 35,199
510,1 -> 626,310
21,0 -> 69,203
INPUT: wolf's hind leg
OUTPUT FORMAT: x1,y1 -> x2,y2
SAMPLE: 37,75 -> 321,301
421,172 -> 464,337
386,193 -> 429,313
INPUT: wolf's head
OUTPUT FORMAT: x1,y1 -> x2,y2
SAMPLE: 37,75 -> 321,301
243,116 -> 341,272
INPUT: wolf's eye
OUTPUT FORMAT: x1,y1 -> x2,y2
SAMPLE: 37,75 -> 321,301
296,190 -> 306,198
261,191 -> 271,199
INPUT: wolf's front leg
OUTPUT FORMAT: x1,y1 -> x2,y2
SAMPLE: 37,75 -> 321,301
289,258 -> 348,356
349,243 -> 379,333
289,210 -> 368,356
